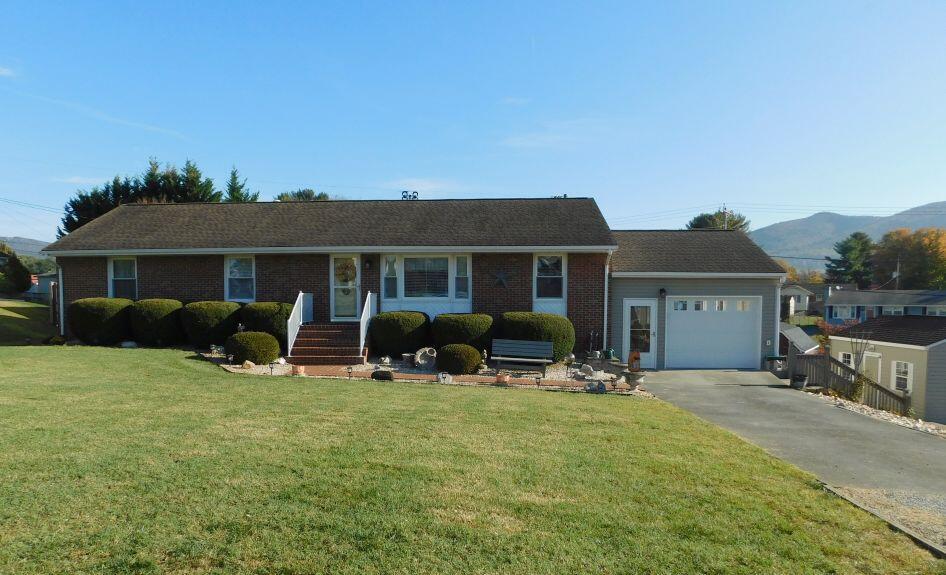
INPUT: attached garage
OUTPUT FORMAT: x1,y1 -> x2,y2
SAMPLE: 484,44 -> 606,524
664,296 -> 762,369
607,230 -> 785,370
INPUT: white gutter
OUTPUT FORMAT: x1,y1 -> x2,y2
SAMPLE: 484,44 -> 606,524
602,250 -> 612,352
774,276 -> 783,356
611,272 -> 787,279
44,244 -> 620,257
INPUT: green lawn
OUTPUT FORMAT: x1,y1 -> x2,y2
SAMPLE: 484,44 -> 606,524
0,298 -> 57,344
0,347 -> 942,575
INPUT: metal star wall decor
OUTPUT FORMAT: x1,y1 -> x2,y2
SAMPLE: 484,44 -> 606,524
492,270 -> 513,287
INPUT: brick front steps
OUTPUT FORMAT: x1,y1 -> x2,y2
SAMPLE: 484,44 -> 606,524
287,323 -> 366,366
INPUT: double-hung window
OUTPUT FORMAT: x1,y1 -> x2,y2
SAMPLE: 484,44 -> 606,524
109,258 -> 137,299
927,306 -> 946,316
225,256 -> 255,302
832,305 -> 854,319
404,257 -> 449,298
892,361 -> 913,392
383,256 -> 398,299
455,256 -> 469,299
882,306 -> 904,316
839,352 -> 853,368
535,255 -> 564,299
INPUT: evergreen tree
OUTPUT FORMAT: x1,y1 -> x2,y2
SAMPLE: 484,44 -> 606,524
176,160 -> 221,203
223,167 -> 259,202
825,232 -> 874,288
0,242 -> 33,293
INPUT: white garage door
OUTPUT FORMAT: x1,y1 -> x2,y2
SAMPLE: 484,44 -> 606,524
665,296 -> 762,369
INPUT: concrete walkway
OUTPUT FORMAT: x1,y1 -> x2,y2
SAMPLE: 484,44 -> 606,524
643,370 -> 946,495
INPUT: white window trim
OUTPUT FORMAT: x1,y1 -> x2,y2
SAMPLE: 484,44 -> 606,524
927,305 -> 946,316
838,352 -> 854,368
882,306 -> 904,316
379,254 -> 472,302
224,255 -> 256,303
832,305 -> 855,320
891,360 -> 913,393
107,256 -> 137,299
715,299 -> 726,311
533,253 -> 567,301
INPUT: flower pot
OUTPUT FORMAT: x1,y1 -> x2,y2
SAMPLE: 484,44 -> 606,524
495,373 -> 510,385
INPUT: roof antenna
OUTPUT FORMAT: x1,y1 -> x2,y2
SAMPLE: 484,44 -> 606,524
401,190 -> 418,200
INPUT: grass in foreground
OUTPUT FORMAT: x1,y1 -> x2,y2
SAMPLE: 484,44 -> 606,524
0,347 -> 942,575
0,298 -> 57,344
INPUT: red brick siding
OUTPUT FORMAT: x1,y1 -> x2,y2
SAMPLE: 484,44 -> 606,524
255,255 -> 330,320
472,253 -> 532,319
360,254 -> 380,312
59,256 -> 108,336
137,255 -> 224,302
567,253 -> 607,354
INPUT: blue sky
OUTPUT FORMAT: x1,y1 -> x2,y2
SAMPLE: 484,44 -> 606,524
2,1 -> 945,241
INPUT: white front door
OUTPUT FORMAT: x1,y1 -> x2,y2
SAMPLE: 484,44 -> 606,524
622,299 -> 657,369
330,255 -> 360,321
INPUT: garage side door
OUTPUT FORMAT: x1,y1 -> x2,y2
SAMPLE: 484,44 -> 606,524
665,297 -> 762,369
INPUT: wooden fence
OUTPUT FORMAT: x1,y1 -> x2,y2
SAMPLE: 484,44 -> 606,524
790,353 -> 910,415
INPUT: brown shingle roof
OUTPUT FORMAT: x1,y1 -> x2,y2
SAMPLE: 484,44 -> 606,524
836,316 -> 946,347
609,230 -> 785,274
45,198 -> 615,252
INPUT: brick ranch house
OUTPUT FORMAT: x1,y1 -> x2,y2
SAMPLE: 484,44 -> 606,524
43,197 -> 786,369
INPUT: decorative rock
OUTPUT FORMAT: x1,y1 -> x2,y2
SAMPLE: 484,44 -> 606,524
277,357 -> 286,365
372,370 -> 394,381
414,347 -> 437,369
379,355 -> 392,366
437,372 -> 453,384
242,360 -> 256,369
579,364 -> 596,377
120,341 -> 137,349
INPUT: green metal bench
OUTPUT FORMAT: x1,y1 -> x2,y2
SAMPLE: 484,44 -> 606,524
491,339 -> 554,376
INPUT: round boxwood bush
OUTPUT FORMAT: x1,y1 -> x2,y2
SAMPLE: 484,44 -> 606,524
68,297 -> 133,345
431,313 -> 493,351
500,312 -> 576,361
225,331 -> 281,364
369,311 -> 430,356
436,343 -> 482,375
241,302 -> 293,351
130,299 -> 184,346
181,301 -> 242,348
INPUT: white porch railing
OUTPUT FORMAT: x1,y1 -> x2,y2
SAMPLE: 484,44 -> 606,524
358,291 -> 378,355
287,291 -> 305,356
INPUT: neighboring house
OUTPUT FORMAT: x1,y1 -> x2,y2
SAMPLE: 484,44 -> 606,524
788,282 -> 854,316
825,289 -> 946,325
781,284 -> 813,316
779,322 -> 819,355
23,271 -> 57,303
44,198 -> 786,370
608,230 -> 785,370
830,316 -> 946,424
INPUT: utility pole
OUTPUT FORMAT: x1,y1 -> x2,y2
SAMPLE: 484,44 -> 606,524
895,254 -> 901,290
721,204 -> 730,229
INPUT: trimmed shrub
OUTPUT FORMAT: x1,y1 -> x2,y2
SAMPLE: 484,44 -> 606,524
431,313 -> 493,351
500,312 -> 576,361
369,311 -> 430,356
225,331 -> 280,364
130,299 -> 184,346
69,297 -> 133,345
181,301 -> 241,348
241,302 -> 293,351
436,344 -> 482,375
0,242 -> 32,293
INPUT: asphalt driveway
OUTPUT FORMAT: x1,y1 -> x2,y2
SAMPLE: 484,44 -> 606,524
644,370 -> 946,549
643,370 -> 946,494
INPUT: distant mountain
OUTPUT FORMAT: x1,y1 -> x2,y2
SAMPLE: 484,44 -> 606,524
0,236 -> 51,258
750,201 -> 946,268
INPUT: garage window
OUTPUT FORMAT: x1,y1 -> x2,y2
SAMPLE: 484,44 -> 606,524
736,300 -> 751,312
715,299 -> 726,311
672,300 -> 687,311
892,361 -> 913,392
693,300 -> 707,311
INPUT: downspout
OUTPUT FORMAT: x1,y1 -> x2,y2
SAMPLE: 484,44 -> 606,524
774,275 -> 785,357
602,250 -> 613,352
57,265 -> 65,336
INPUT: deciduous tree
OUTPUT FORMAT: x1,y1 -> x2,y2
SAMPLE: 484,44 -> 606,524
274,188 -> 330,202
685,210 -> 750,232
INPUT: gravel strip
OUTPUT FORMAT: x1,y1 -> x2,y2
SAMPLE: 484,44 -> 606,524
833,486 -> 946,551
806,391 -> 946,439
